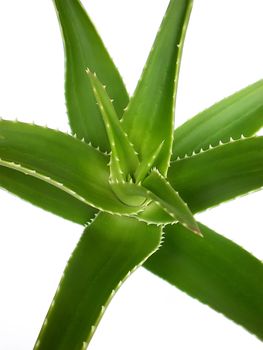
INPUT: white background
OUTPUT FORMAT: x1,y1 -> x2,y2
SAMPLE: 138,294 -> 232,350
0,0 -> 263,349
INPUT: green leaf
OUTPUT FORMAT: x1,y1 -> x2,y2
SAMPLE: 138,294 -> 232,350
122,0 -> 193,175
172,80 -> 263,160
87,69 -> 139,182
35,213 -> 161,349
142,169 -> 200,235
168,137 -> 263,213
135,140 -> 164,184
110,170 -> 200,232
0,120 -> 141,215
137,201 -> 175,225
0,166 -> 96,225
144,223 -> 263,340
53,0 -> 129,151
110,181 -> 148,207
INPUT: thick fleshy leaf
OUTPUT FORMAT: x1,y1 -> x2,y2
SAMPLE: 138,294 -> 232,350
142,169 -> 200,235
110,182 -> 148,207
35,213 -> 161,349
145,223 -> 263,340
168,137 -> 263,213
122,0 -> 193,174
0,166 -> 96,225
53,0 -> 129,150
87,69 -> 139,182
172,80 -> 263,160
110,172 -> 199,232
0,120 -> 141,215
137,201 -> 175,225
9,134 -> 262,225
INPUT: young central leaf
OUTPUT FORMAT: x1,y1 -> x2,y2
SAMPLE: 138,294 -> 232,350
87,70 -> 147,206
87,69 -> 139,183
135,140 -> 165,184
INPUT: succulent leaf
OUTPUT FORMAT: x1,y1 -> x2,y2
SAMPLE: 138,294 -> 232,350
172,80 -> 263,160
35,213 -> 162,349
122,0 -> 193,175
137,201 -> 175,225
87,69 -> 139,182
109,171 -> 199,232
145,222 -> 263,340
53,0 -> 129,150
168,136 -> 263,213
0,120 -> 141,215
1,0 -> 263,346
134,135 -> 263,224
5,135 -> 263,226
0,166 -> 97,225
110,182 -> 148,207
142,169 -> 201,235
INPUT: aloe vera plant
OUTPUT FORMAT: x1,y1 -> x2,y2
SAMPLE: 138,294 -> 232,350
1,0 -> 263,348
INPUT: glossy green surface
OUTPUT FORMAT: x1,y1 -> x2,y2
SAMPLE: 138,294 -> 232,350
142,170 -> 200,234
172,80 -> 263,159
122,0 -> 193,174
87,69 -> 139,182
53,0 -> 129,151
169,137 -> 263,213
1,0 -> 263,347
135,141 -> 164,183
145,223 -> 263,340
35,213 -> 161,349
0,120 -> 140,215
0,166 -> 96,224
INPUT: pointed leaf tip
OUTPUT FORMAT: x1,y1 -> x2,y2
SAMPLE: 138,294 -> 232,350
122,0 -> 193,174
53,0 -> 129,150
135,140 -> 165,184
87,70 -> 139,182
142,169 -> 200,235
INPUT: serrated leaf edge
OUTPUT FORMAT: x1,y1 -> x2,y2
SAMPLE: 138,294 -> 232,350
167,0 -> 193,172
81,220 -> 165,349
0,158 -> 143,217
171,134 -> 252,162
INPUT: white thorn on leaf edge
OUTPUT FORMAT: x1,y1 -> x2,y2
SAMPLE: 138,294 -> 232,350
173,134 -> 252,162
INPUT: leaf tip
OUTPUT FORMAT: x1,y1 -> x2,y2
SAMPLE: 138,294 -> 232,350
193,226 -> 203,238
